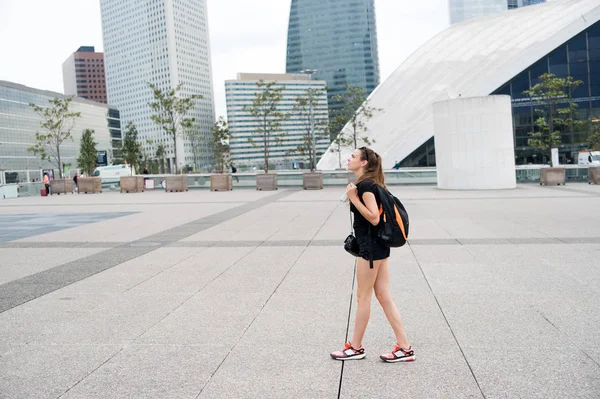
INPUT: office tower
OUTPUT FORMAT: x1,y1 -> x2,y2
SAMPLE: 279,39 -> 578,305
62,46 -> 107,103
286,0 -> 380,119
0,81 -> 121,181
100,0 -> 215,172
225,73 -> 329,169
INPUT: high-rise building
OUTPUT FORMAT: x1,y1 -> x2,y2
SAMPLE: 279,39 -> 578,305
100,0 -> 215,172
62,46 -> 107,104
225,73 -> 329,170
286,0 -> 380,119
0,81 -> 121,181
450,0 -> 546,24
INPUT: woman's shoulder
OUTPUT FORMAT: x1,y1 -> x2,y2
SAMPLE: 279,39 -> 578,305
357,179 -> 378,192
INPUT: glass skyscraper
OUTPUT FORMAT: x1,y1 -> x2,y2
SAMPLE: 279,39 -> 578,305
285,0 -> 380,119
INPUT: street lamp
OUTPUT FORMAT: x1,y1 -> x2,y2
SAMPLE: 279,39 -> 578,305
300,69 -> 318,171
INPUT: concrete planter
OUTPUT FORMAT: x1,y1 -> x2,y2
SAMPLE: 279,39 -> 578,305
210,174 -> 232,191
256,173 -> 278,191
303,172 -> 323,190
165,175 -> 188,192
77,177 -> 102,194
49,179 -> 73,195
540,167 -> 566,185
120,176 -> 144,193
589,167 -> 600,185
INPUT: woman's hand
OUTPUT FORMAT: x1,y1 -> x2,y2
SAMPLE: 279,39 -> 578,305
346,183 -> 358,202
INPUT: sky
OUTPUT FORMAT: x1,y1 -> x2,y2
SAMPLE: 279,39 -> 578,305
0,0 -> 449,119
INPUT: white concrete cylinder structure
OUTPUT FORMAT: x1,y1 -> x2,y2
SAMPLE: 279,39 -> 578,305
434,95 -> 516,190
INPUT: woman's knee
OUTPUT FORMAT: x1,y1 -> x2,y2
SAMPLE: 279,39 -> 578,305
356,288 -> 373,305
374,287 -> 392,304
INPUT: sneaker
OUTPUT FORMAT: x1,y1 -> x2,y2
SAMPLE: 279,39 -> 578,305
330,342 -> 366,361
380,345 -> 415,363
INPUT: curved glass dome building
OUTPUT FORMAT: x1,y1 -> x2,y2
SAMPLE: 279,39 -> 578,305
285,0 -> 380,116
317,0 -> 600,170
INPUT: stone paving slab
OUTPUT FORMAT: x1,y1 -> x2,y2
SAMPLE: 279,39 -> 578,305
0,213 -> 135,242
1,185 -> 600,398
462,345 -> 600,398
0,248 -> 107,285
0,343 -> 123,399
59,344 -> 232,399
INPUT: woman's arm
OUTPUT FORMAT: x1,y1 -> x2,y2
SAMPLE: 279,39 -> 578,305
347,184 -> 380,226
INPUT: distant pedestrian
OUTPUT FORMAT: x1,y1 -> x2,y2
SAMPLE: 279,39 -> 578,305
43,173 -> 50,196
330,147 -> 414,363
231,164 -> 239,183
73,173 -> 78,193
142,168 -> 149,175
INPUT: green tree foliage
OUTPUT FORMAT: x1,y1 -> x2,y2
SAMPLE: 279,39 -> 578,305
329,135 -> 347,170
210,117 -> 231,174
329,83 -> 382,151
183,122 -> 204,172
77,129 -> 98,176
148,83 -> 201,174
121,122 -> 142,172
243,80 -> 288,173
155,144 -> 166,174
289,87 -> 329,171
524,73 -> 583,166
27,97 -> 81,178
589,117 -> 600,152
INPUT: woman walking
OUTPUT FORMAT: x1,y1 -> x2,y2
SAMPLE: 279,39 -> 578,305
330,147 -> 414,363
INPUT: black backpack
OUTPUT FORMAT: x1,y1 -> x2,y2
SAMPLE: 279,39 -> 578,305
375,186 -> 409,248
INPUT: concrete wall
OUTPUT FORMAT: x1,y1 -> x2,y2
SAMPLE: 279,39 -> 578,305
434,95 -> 516,190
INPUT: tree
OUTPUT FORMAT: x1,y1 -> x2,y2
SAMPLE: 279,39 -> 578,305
77,129 -> 98,176
329,83 -> 382,150
121,122 -> 142,172
524,73 -> 582,167
329,134 -> 346,170
155,144 -> 167,174
148,83 -> 202,174
589,117 -> 600,152
183,122 -> 204,172
243,80 -> 288,173
289,87 -> 329,171
137,139 -> 156,173
28,97 -> 81,178
210,117 -> 231,173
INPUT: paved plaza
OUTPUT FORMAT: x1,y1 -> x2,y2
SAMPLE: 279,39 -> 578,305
0,184 -> 599,398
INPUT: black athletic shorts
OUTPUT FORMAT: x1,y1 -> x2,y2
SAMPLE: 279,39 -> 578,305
356,231 -> 390,261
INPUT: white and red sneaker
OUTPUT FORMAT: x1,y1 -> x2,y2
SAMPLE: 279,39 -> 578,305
380,345 -> 415,363
330,342 -> 366,361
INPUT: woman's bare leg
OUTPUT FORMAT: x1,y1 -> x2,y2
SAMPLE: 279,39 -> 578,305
350,258 -> 382,348
373,258 -> 410,348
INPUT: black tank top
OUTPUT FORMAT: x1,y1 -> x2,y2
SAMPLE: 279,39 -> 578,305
350,179 -> 381,235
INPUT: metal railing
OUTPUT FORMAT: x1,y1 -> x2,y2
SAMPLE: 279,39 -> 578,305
6,165 -> 596,198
